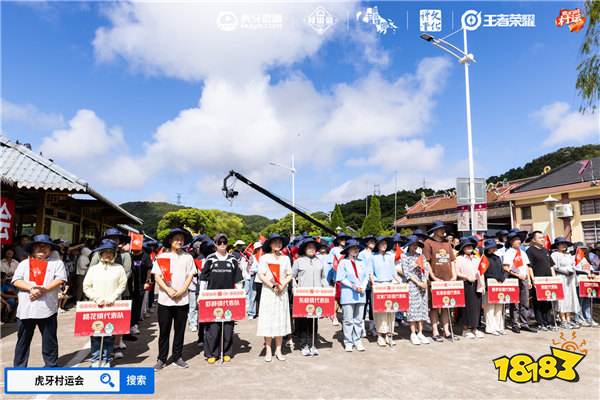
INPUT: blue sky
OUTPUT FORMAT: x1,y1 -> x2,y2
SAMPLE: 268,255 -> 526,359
2,1 -> 598,218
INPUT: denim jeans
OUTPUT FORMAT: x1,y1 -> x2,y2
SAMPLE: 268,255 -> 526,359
188,290 -> 198,327
341,303 -> 365,346
90,336 -> 114,363
577,296 -> 592,322
245,277 -> 256,317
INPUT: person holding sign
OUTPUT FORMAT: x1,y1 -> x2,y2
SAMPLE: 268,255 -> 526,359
199,233 -> 243,364
423,221 -> 457,342
292,237 -> 328,356
256,233 -> 293,362
400,235 -> 431,345
11,234 -> 67,367
482,240 -> 507,336
572,243 -> 598,327
83,239 -> 127,367
503,233 -> 536,333
337,239 -> 369,352
151,228 -> 195,370
550,237 -> 580,329
368,236 -> 397,347
527,231 -> 557,331
455,238 -> 484,339
327,232 -> 351,326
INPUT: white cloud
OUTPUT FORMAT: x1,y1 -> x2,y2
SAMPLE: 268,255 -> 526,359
346,139 -> 444,172
39,109 -> 124,163
532,102 -> 599,146
1,99 -> 65,131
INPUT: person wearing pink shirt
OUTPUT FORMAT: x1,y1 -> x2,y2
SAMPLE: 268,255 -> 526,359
455,238 -> 484,339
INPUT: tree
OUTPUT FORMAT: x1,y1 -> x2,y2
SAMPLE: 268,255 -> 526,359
261,212 -> 328,237
577,0 -> 600,112
330,204 -> 346,232
156,208 -> 245,241
360,196 -> 383,236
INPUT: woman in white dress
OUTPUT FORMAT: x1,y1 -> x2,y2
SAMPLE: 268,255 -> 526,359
256,234 -> 292,362
551,237 -> 580,329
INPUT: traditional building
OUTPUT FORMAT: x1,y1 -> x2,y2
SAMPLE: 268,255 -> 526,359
0,135 -> 142,245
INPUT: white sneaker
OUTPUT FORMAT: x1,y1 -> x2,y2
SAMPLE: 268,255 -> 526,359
114,351 -> 124,359
301,346 -> 311,356
355,341 -> 366,352
345,344 -> 353,352
117,341 -> 127,350
377,335 -> 387,347
410,333 -> 421,345
417,332 -> 430,344
59,308 -> 66,314
464,331 -> 476,339
130,325 -> 140,335
361,321 -> 367,338
386,335 -> 396,346
591,320 -> 599,327
101,361 -> 111,368
498,330 -> 505,335
310,346 -> 319,356
91,361 -> 100,368
475,330 -> 485,339
190,325 -> 197,332
332,317 -> 340,326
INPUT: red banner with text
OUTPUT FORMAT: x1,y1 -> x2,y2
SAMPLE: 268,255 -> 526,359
198,289 -> 246,323
578,276 -> 600,298
292,287 -> 336,318
431,281 -> 465,308
74,300 -> 132,337
534,277 -> 565,301
487,278 -> 520,304
372,283 -> 409,312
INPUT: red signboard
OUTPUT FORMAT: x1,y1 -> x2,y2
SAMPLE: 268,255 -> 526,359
0,197 -> 15,246
129,232 -> 144,252
534,277 -> 565,301
292,287 -> 335,318
487,278 -> 520,304
74,300 -> 132,337
198,289 -> 246,323
431,281 -> 465,308
578,277 -> 600,298
372,283 -> 409,312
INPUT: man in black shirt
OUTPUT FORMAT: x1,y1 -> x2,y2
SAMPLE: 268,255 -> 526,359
526,231 -> 556,330
199,233 -> 243,364
131,248 -> 152,335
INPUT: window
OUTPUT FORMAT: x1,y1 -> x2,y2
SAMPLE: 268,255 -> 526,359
580,199 -> 600,215
521,206 -> 532,220
582,220 -> 600,245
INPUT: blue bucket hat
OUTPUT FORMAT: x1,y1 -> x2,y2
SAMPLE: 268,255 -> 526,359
200,239 -> 216,257
373,236 -> 393,253
455,237 -> 477,253
262,233 -> 290,253
361,235 -> 377,246
507,232 -> 522,244
404,235 -> 425,249
508,228 -> 528,242
412,229 -> 429,240
483,239 -> 500,251
298,237 -> 319,256
93,239 -> 118,254
26,234 -> 60,252
102,227 -> 130,244
341,239 -> 361,256
391,233 -> 408,246
164,228 -> 192,248
496,230 -> 509,239
333,232 -> 352,245
428,220 -> 448,234
552,236 -> 572,249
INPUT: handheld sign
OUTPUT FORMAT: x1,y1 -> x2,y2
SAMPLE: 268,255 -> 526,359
534,277 -> 565,301
198,289 -> 246,323
74,300 -> 132,337
487,278 -> 520,304
292,287 -> 335,318
372,283 -> 409,313
578,276 -> 600,298
431,281 -> 465,308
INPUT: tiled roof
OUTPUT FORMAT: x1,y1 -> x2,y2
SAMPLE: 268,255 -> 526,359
512,157 -> 600,193
0,135 -> 142,224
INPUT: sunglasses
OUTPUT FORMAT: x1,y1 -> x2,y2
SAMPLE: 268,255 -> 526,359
217,240 -> 228,245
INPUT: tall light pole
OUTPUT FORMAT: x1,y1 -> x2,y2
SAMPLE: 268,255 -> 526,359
269,154 -> 296,237
394,170 -> 398,227
420,30 -> 477,235
543,195 -> 559,240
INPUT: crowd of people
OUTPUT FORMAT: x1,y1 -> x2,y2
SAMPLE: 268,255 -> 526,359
2,221 -> 599,369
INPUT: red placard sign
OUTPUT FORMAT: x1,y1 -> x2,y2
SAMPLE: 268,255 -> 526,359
431,281 -> 465,308
372,283 -> 409,312
292,287 -> 335,318
198,289 -> 246,323
487,278 -> 520,304
129,232 -> 144,252
578,277 -> 600,298
74,300 -> 132,336
534,277 -> 565,301
0,197 -> 15,245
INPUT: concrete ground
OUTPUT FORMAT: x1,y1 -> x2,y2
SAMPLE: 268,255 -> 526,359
1,307 -> 599,400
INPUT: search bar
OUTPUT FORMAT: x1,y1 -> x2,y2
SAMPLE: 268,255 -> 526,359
5,368 -> 154,394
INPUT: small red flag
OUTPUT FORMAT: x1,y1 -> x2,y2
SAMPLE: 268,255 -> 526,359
513,249 -> 524,268
333,255 -> 344,271
394,243 -> 404,262
129,232 -> 144,252
478,255 -> 489,276
575,247 -> 585,266
268,263 -> 281,285
29,257 -> 48,286
243,242 -> 254,259
416,255 -> 425,274
544,234 -> 552,251
194,259 -> 203,272
157,258 -> 172,284
255,247 -> 264,262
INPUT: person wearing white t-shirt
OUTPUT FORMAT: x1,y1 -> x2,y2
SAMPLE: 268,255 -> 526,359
503,233 -> 536,333
11,234 -> 67,367
151,228 -> 195,370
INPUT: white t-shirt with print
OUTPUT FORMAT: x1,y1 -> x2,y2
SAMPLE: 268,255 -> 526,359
151,251 -> 195,307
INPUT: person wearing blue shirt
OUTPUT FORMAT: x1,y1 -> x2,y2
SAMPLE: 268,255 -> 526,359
336,239 -> 369,352
358,235 -> 376,337
327,233 -> 351,327
368,236 -> 398,347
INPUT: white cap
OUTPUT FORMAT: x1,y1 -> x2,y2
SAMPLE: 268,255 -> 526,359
233,239 -> 246,247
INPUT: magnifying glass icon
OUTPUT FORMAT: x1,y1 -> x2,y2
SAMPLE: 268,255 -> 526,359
100,373 -> 115,388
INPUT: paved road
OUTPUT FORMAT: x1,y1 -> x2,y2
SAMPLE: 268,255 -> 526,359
1,308 -> 599,399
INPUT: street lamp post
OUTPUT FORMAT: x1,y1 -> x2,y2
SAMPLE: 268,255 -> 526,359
269,154 -> 296,237
543,195 -> 559,240
420,30 -> 477,235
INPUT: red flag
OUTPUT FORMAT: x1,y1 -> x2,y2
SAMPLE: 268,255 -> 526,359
268,263 -> 281,285
291,246 -> 299,261
333,255 -> 344,271
29,257 -> 48,286
255,247 -> 264,262
243,242 -> 254,259
157,258 -> 172,283
394,243 -> 404,262
478,255 -> 489,276
578,160 -> 590,175
575,247 -> 585,266
194,259 -> 203,272
416,255 -> 425,274
513,249 -> 524,268
544,234 -> 552,251
129,232 -> 144,252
